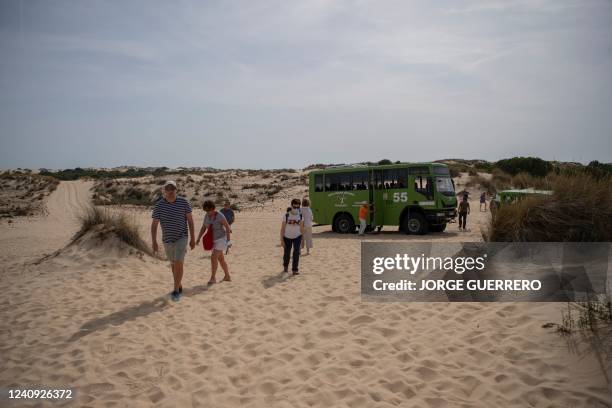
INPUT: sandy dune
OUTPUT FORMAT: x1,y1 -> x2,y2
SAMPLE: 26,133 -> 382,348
0,180 -> 93,264
0,181 -> 610,407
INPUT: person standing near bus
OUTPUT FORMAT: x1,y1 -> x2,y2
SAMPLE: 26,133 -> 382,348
281,198 -> 304,275
458,195 -> 470,231
490,197 -> 498,220
358,203 -> 369,235
480,192 -> 487,212
301,198 -> 313,255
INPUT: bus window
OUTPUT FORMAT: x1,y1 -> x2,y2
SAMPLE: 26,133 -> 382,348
327,172 -> 351,191
326,173 -> 338,191
409,166 -> 430,175
397,171 -> 407,188
383,169 -> 397,189
435,177 -> 455,196
339,173 -> 351,190
373,170 -> 384,189
433,166 -> 450,176
314,175 -> 324,192
352,171 -> 368,190
415,176 -> 432,196
383,169 -> 407,189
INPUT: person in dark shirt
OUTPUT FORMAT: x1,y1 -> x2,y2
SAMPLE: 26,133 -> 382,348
457,195 -> 470,231
219,200 -> 235,228
480,192 -> 487,212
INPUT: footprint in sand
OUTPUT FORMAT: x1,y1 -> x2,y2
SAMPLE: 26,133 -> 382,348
348,315 -> 376,325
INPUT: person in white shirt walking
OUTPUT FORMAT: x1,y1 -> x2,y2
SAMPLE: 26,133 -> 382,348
301,198 -> 314,255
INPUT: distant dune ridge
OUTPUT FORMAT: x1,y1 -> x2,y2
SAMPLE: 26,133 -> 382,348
0,164 -> 611,407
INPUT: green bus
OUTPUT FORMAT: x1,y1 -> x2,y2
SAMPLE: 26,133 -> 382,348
308,163 -> 457,234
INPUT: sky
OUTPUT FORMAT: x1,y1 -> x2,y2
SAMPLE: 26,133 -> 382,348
1,0 -> 611,169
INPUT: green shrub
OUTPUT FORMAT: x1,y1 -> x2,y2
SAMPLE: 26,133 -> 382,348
495,157 -> 552,177
510,172 -> 551,190
487,173 -> 612,242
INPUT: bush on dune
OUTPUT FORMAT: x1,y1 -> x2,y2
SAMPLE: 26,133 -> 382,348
487,173 -> 612,242
508,172 -> 551,190
74,206 -> 153,256
495,156 -> 552,177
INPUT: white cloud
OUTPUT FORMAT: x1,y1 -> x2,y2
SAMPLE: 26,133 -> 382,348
0,0 -> 611,167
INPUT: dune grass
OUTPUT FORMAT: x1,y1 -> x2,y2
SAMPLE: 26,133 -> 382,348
486,173 -> 612,242
554,293 -> 612,334
74,206 -> 154,256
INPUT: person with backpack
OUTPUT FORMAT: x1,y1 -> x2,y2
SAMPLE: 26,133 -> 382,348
280,198 -> 304,275
301,198 -> 313,255
458,195 -> 470,231
196,200 -> 232,284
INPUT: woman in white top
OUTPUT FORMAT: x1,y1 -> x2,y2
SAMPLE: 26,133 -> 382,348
301,198 -> 314,255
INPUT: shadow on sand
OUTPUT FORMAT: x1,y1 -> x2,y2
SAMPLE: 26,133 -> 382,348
68,284 -> 211,342
262,272 -> 299,289
313,229 -> 461,240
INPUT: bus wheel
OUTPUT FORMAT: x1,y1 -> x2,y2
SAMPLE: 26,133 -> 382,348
404,213 -> 428,235
334,214 -> 355,234
430,223 -> 447,233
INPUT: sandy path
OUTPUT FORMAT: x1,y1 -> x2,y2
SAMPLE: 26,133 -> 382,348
0,181 -> 610,407
0,180 -> 93,265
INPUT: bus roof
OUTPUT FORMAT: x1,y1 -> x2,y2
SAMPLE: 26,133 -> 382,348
309,162 -> 447,174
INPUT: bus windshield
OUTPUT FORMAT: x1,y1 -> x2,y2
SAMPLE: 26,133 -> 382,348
436,177 -> 455,196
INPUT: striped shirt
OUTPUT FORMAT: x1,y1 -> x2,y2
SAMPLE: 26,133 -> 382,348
152,197 -> 192,244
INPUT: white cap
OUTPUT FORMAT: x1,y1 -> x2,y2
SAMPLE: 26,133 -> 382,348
163,180 -> 177,189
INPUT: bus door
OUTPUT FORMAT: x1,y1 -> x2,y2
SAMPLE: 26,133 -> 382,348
381,168 -> 408,223
370,169 -> 384,226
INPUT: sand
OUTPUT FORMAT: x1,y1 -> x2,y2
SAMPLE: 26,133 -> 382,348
0,179 -> 610,407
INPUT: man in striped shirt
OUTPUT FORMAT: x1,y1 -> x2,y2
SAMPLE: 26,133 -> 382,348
151,180 -> 196,301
